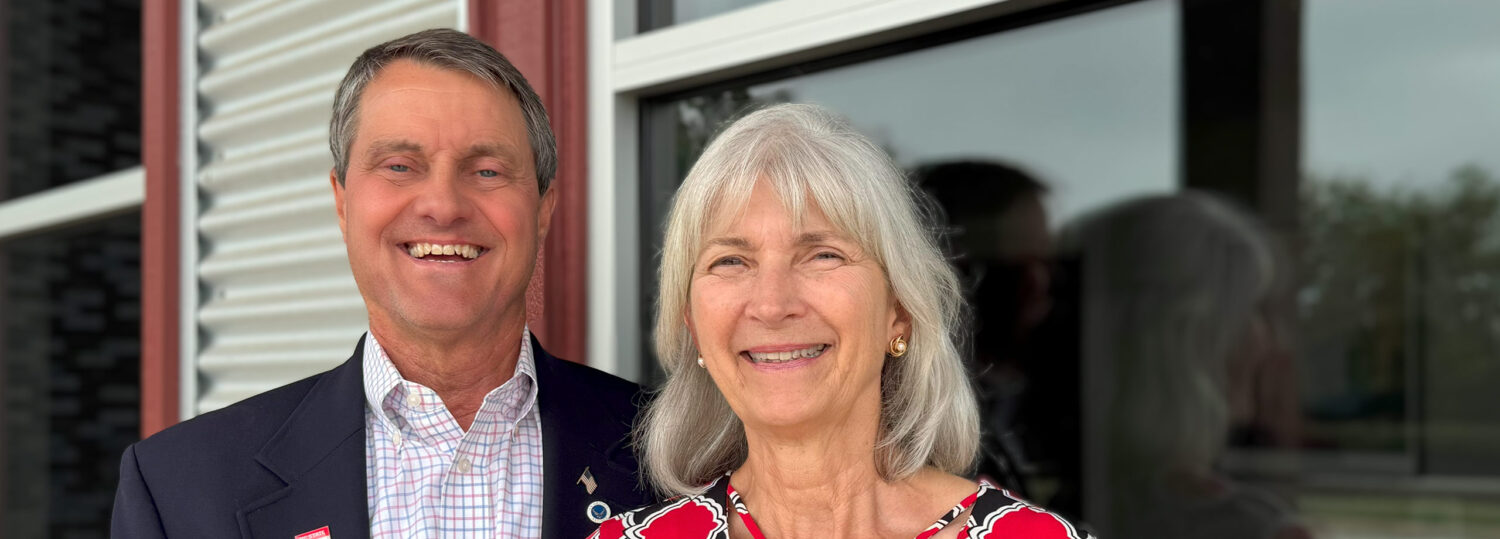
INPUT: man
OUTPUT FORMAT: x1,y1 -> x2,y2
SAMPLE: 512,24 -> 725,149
112,29 -> 652,538
915,160 -> 1054,500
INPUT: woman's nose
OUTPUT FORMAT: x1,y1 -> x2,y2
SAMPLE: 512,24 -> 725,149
746,264 -> 806,324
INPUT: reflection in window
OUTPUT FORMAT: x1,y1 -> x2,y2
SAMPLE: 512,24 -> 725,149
2,212 -> 141,537
1075,191 -> 1301,539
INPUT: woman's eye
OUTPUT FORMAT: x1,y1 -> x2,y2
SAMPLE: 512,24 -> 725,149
478,169 -> 499,178
388,164 -> 410,172
710,256 -> 745,268
813,251 -> 845,261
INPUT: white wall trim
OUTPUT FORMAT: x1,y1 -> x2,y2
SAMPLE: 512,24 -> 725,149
456,0 -> 469,34
0,167 -> 144,241
611,0 -> 1053,94
589,0 -> 627,378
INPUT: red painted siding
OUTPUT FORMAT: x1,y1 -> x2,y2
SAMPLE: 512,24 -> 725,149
470,0 -> 591,364
141,0 -> 180,436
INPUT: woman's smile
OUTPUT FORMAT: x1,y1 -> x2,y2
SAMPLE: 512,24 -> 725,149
740,343 -> 831,371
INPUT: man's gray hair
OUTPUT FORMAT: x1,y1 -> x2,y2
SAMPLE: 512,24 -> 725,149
641,103 -> 980,495
329,28 -> 557,192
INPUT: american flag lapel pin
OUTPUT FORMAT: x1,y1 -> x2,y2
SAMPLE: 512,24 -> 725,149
295,526 -> 331,539
578,466 -> 598,495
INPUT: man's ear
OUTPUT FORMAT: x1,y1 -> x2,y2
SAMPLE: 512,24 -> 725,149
330,169 -> 347,238
537,185 -> 559,242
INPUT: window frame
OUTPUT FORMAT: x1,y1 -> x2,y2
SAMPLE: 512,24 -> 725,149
586,0 -> 1095,380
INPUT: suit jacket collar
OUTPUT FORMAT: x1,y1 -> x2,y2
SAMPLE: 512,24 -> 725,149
239,336 -> 370,539
234,334 -> 644,539
533,335 -> 645,539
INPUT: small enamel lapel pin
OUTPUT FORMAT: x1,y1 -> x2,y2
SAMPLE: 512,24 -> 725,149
578,466 -> 598,494
295,526 -> 331,539
587,500 -> 612,523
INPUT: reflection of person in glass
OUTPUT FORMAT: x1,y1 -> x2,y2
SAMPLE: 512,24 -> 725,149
915,161 -> 1053,497
592,104 -> 1092,538
1069,193 -> 1309,539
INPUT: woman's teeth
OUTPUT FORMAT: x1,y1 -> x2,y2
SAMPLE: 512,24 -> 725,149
746,344 -> 828,363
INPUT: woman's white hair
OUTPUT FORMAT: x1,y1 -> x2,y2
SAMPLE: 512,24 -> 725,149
641,103 -> 979,496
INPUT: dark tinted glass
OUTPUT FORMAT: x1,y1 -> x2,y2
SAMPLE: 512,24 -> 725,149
637,0 -> 777,32
2,211 -> 141,537
2,0 -> 141,202
1283,0 -> 1500,535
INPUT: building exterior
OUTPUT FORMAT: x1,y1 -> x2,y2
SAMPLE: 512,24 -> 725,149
4,0 -> 1500,536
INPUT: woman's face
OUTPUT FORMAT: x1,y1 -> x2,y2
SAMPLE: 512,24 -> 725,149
688,180 -> 908,434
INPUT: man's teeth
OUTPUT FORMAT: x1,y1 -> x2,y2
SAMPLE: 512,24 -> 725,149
747,344 -> 828,363
406,242 -> 483,260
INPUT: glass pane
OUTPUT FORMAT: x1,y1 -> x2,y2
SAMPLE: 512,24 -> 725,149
644,0 -> 1176,240
2,211 -> 142,537
2,0 -> 141,202
637,0 -> 777,33
1296,0 -> 1500,535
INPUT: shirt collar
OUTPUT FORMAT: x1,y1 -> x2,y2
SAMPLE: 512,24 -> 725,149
361,327 -> 538,433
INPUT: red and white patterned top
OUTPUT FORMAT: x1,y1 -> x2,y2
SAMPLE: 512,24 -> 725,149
590,473 -> 1093,539
362,329 -> 544,537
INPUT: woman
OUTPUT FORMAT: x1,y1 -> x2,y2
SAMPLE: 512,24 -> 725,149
1068,193 -> 1309,539
592,104 -> 1090,538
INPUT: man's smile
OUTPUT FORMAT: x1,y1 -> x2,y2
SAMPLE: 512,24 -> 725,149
402,241 -> 488,261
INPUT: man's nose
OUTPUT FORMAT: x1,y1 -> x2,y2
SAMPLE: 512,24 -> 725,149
746,264 -> 806,325
412,168 -> 468,226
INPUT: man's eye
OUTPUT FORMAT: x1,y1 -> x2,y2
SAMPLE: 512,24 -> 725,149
388,164 -> 410,172
478,169 -> 499,178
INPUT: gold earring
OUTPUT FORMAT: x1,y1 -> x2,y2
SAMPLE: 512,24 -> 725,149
697,356 -> 706,368
888,336 -> 908,358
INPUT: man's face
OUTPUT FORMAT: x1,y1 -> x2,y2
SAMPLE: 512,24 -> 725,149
331,60 -> 556,337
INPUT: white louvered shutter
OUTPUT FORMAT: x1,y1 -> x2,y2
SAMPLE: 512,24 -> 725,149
193,0 -> 459,412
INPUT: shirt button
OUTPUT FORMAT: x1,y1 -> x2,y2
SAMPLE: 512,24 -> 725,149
406,393 -> 422,407
454,457 -> 472,473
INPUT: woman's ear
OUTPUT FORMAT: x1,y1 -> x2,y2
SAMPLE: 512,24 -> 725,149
890,298 -> 912,341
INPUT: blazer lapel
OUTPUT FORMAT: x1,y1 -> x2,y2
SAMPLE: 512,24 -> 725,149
238,338 -> 371,539
534,339 -> 648,539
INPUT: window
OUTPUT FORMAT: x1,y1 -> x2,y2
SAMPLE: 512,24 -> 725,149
2,0 -> 141,202
635,0 -> 1177,382
1,0 -> 142,535
2,213 -> 141,537
594,0 -> 1500,535
1290,0 -> 1500,534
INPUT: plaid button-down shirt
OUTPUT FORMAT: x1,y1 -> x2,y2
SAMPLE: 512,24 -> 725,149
363,329 -> 544,537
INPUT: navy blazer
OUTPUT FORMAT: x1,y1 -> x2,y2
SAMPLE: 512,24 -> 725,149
111,335 -> 652,538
